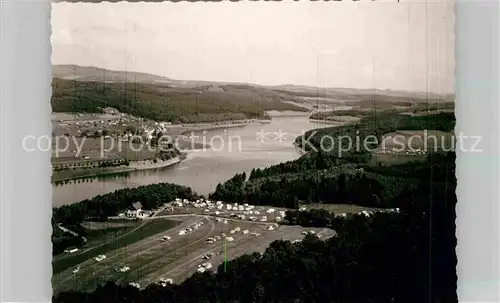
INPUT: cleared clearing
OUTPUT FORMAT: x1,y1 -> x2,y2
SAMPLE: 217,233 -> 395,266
372,130 -> 454,165
304,204 -> 383,214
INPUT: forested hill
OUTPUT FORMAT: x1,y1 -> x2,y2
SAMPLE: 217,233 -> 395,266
51,77 -> 307,123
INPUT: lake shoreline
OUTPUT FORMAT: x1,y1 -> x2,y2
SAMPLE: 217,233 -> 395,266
52,156 -> 183,183
308,119 -> 346,125
177,119 -> 272,135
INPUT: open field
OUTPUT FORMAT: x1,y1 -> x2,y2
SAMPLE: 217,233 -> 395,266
371,152 -> 428,165
380,130 -> 455,151
52,213 -> 335,294
52,113 -> 121,123
371,130 -> 454,165
51,138 -> 164,165
81,220 -> 139,231
303,203 -> 385,214
51,138 -> 123,165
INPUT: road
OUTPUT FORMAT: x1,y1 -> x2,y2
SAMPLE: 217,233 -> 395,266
58,224 -> 87,243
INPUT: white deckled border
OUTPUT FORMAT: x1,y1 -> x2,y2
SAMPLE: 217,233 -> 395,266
0,0 -> 499,302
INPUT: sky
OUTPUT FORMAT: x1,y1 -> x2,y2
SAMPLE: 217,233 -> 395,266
51,1 -> 455,94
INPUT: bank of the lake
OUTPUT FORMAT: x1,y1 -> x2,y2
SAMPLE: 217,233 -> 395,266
164,119 -> 270,137
308,119 -> 347,125
179,120 -> 257,134
52,156 -> 183,183
52,116 -> 333,206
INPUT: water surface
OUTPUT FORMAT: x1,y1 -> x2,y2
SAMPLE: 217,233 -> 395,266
52,117 -> 330,206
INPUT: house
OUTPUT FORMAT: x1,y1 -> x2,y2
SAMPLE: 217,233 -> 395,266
132,201 -> 142,211
126,202 -> 143,218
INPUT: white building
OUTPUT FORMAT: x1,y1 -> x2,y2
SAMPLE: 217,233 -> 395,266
126,202 -> 143,218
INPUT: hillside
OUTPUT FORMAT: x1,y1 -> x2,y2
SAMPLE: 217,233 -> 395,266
52,65 -> 454,122
51,77 -> 308,123
53,65 -> 176,85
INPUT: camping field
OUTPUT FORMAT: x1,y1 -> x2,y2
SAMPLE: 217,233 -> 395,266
52,214 -> 335,294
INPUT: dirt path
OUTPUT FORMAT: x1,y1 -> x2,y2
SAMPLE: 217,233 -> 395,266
146,226 -> 334,286
58,224 -> 88,243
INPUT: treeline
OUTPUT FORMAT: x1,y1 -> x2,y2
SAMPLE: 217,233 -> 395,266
51,78 -> 305,123
248,151 -> 369,181
309,109 -> 377,120
212,168 -> 406,209
54,178 -> 457,303
309,102 -> 455,121
52,183 -> 198,225
411,101 -> 455,113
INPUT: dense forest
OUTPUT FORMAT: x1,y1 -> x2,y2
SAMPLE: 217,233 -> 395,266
309,101 -> 455,121
52,183 -> 199,225
210,151 -> 454,209
51,78 -> 306,123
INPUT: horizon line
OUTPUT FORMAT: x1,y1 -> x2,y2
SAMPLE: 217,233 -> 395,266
52,63 -> 456,97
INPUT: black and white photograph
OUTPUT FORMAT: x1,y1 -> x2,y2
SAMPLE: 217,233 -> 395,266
48,1 -> 457,302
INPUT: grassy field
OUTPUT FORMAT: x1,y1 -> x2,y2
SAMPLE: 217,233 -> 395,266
82,220 -> 141,244
380,130 -> 455,151
51,138 -> 164,165
53,218 -> 179,275
303,203 -> 384,214
371,130 -> 454,165
371,152 -> 427,165
116,142 -> 160,161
